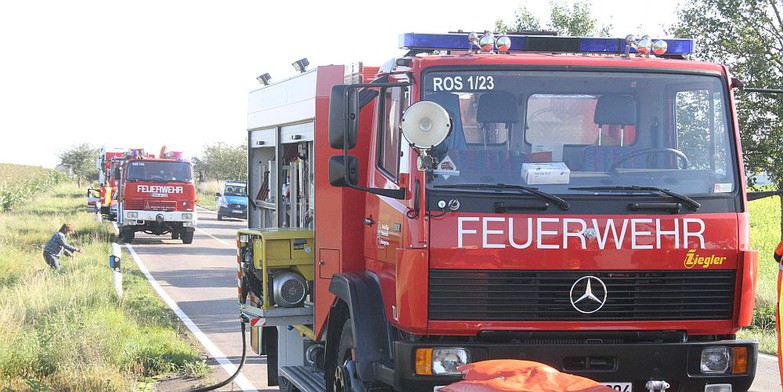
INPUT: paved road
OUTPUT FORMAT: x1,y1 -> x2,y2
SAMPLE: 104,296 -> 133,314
124,207 -> 780,392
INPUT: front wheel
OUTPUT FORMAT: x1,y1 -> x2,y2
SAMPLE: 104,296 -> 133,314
121,227 -> 134,243
181,230 -> 194,244
331,319 -> 363,392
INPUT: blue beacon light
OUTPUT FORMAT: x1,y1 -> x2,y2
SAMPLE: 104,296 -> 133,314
399,32 -> 694,57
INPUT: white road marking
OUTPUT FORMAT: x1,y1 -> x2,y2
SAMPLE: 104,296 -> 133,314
196,206 -> 235,247
197,226 -> 234,247
124,243 -> 257,392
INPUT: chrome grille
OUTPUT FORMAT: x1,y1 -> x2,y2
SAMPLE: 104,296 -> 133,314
429,270 -> 735,321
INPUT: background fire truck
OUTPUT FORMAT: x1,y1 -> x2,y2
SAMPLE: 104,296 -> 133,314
116,147 -> 197,244
237,32 -> 759,392
88,146 -> 124,220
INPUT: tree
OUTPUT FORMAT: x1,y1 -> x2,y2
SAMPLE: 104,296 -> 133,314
193,142 -> 247,182
59,143 -> 98,188
673,0 -> 783,236
495,0 -> 612,37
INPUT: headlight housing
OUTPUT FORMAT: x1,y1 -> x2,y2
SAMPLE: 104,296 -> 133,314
415,347 -> 470,375
127,212 -> 138,219
701,346 -> 731,374
182,213 -> 193,220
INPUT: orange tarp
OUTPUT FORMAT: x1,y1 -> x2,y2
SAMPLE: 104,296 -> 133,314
441,360 -> 613,392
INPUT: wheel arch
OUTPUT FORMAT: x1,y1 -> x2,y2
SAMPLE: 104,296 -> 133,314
326,271 -> 392,383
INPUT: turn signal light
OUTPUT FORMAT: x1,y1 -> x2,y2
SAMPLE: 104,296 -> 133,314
415,348 -> 433,375
732,347 -> 748,374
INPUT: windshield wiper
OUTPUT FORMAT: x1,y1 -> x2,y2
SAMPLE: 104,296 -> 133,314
433,183 -> 570,210
569,185 -> 700,211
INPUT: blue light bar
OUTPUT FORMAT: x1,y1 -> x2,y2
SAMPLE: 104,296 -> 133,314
399,33 -> 694,56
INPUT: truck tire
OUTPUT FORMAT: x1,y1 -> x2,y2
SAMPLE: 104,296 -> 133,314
217,214 -> 223,221
181,230 -> 194,244
332,319 -> 363,392
121,227 -> 134,243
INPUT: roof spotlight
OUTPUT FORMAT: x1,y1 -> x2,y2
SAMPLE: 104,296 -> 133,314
256,73 -> 272,86
652,40 -> 668,56
292,58 -> 310,73
479,32 -> 495,52
496,35 -> 512,52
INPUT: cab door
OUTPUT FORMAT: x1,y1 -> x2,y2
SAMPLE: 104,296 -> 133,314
365,84 -> 407,267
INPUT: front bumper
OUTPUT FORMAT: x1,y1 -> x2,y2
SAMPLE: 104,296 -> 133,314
218,205 -> 247,219
392,339 -> 757,392
123,210 -> 197,226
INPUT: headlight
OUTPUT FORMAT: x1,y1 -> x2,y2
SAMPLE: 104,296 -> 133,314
218,198 -> 228,207
415,347 -> 469,375
127,212 -> 138,218
182,213 -> 193,220
701,346 -> 731,374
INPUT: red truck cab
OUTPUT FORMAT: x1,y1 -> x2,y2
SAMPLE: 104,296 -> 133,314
117,148 -> 197,244
239,32 -> 758,392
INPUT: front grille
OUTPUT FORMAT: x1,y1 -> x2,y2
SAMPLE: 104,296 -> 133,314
125,199 -> 177,211
429,270 -> 735,321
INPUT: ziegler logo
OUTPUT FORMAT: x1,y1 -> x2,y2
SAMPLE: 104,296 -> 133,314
683,249 -> 726,269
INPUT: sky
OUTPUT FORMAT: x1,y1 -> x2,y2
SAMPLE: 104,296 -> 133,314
0,0 -> 682,168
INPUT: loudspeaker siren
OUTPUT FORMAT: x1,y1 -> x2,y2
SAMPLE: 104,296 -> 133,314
400,101 -> 451,149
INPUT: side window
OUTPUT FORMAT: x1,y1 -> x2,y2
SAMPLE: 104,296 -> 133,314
675,89 -> 730,174
378,87 -> 403,179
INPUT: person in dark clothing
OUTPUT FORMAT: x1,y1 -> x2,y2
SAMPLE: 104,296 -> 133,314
42,223 -> 82,270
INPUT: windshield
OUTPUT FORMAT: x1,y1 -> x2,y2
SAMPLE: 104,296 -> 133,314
423,70 -> 736,198
126,161 -> 193,183
224,184 -> 247,196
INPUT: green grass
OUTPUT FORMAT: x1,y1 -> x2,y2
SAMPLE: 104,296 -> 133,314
196,180 -> 220,211
738,193 -> 781,355
0,182 -> 209,391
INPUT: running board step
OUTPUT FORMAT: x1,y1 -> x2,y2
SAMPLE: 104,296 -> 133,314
280,366 -> 326,392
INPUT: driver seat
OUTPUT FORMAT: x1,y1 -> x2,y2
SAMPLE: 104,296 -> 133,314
583,95 -> 644,171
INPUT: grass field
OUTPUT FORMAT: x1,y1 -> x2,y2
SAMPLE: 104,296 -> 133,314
740,193 -> 781,354
196,179 -> 221,211
0,181 -> 209,391
0,163 -> 65,210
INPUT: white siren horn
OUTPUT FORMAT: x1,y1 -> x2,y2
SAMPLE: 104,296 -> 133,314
400,101 -> 451,149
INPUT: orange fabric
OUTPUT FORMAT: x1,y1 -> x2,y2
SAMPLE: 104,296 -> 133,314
777,269 -> 783,386
441,360 -> 614,392
775,240 -> 783,262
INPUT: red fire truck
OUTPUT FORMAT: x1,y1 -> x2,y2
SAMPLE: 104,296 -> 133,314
117,147 -> 197,244
237,32 -> 758,392
90,146 -> 125,220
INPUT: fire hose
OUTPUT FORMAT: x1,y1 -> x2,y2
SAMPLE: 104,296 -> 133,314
187,315 -> 249,392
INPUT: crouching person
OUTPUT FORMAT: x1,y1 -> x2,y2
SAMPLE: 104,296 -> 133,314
42,223 -> 83,270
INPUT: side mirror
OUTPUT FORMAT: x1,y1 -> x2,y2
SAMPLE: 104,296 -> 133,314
328,156 -> 358,187
328,85 -> 359,149
731,77 -> 745,90
215,192 -> 221,197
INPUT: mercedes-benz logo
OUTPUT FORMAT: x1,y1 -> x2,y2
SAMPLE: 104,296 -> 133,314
569,276 -> 608,314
